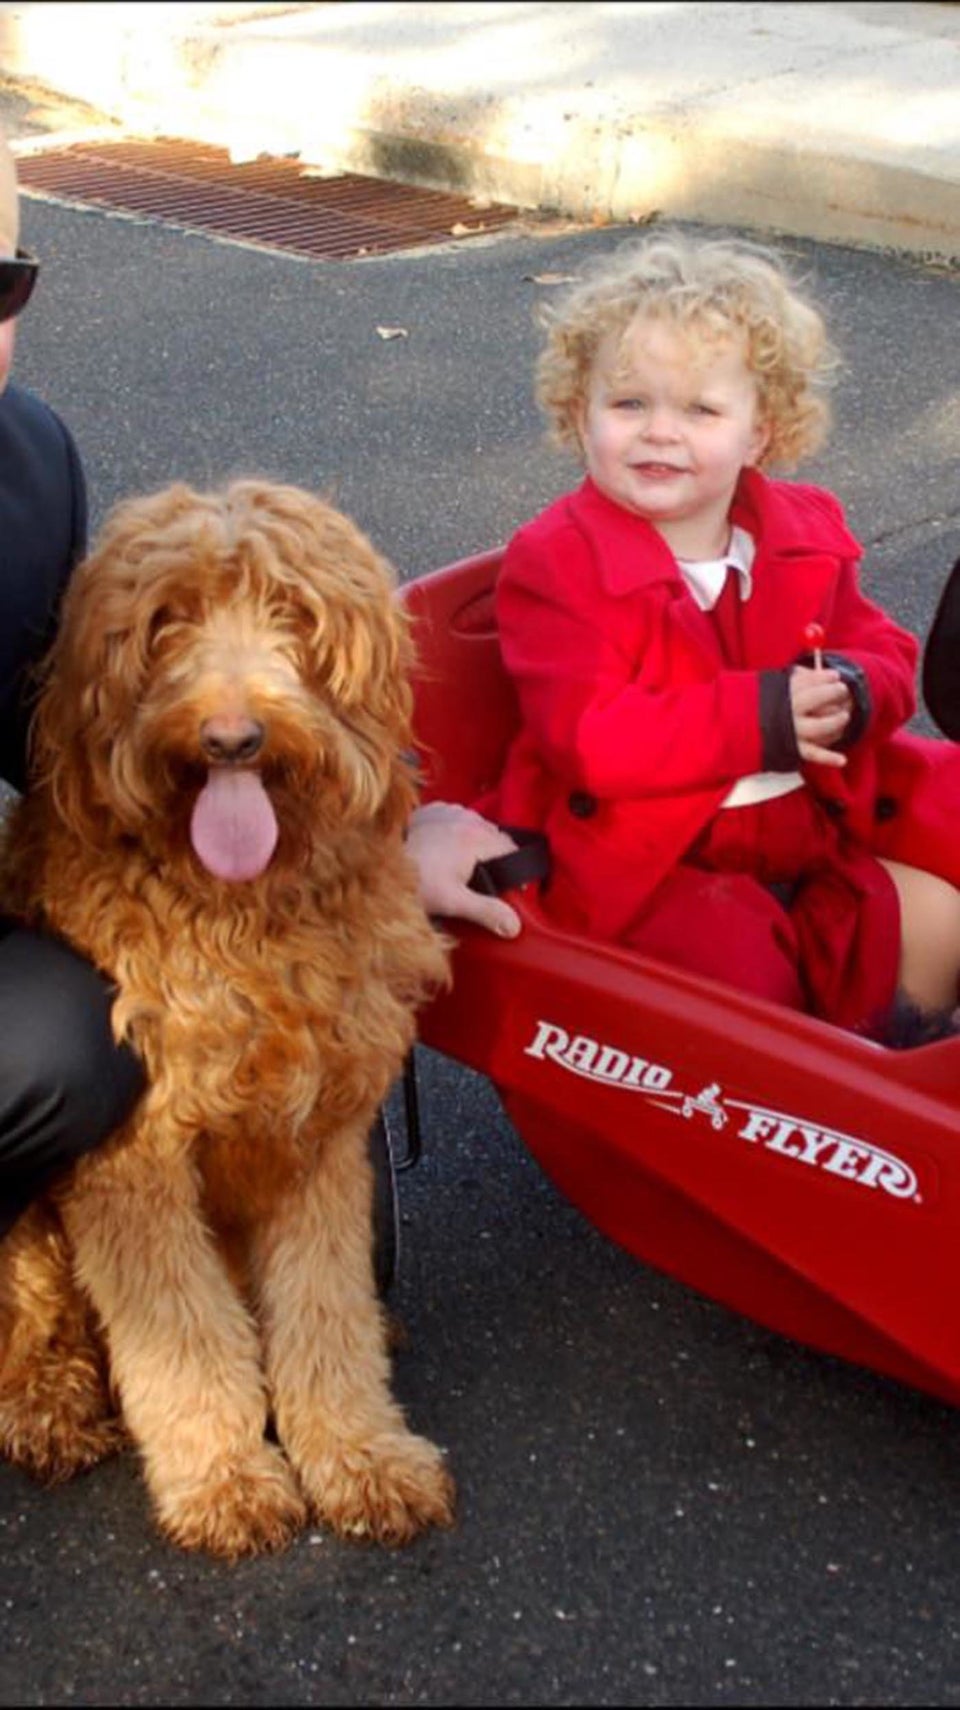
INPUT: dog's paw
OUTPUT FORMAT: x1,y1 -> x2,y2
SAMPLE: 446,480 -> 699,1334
0,1368 -> 123,1484
303,1430 -> 455,1545
155,1442 -> 307,1558
0,1406 -> 124,1483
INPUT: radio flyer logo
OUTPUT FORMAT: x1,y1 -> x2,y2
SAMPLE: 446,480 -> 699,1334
523,1020 -> 924,1203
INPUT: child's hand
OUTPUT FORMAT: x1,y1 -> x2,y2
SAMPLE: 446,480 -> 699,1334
790,665 -> 853,767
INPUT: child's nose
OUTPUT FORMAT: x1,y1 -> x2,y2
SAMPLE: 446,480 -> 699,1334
644,406 -> 680,441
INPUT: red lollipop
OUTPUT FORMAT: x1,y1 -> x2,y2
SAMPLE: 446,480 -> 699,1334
804,621 -> 825,669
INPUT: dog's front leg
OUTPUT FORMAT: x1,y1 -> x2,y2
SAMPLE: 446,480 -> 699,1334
255,1117 -> 454,1545
60,1142 -> 306,1557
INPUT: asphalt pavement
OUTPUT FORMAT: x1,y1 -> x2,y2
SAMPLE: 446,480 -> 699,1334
2,59 -> 960,1710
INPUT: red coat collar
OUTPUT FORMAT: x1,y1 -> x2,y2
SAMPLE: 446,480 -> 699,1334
566,470 -> 862,599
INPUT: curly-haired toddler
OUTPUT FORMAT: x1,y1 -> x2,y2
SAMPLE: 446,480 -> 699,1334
493,230 -> 960,1040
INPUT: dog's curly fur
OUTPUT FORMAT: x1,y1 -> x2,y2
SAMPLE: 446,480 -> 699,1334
0,479 -> 452,1557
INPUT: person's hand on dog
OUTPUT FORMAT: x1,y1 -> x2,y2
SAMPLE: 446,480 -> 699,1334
406,801 -> 522,937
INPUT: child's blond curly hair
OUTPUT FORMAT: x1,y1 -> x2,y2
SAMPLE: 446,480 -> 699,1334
535,231 -> 839,470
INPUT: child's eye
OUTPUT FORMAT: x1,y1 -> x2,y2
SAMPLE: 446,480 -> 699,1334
690,402 -> 720,417
613,397 -> 645,411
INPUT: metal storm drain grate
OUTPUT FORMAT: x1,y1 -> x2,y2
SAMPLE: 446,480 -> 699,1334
15,137 -> 523,260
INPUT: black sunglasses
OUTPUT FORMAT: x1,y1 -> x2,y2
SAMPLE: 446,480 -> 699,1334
0,249 -> 38,324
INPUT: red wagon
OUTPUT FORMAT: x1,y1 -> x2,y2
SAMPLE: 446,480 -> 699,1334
398,548 -> 960,1412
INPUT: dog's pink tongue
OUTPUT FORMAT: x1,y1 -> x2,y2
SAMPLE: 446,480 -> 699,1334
190,769 -> 278,881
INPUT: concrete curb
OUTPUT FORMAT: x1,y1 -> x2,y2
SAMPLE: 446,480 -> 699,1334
1,2 -> 959,260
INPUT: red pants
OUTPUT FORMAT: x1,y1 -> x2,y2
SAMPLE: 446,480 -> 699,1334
622,787 -> 900,1037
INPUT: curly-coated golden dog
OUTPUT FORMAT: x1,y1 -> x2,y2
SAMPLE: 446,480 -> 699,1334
0,479 -> 452,1557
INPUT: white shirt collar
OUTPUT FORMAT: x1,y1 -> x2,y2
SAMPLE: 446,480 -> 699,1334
676,526 -> 756,612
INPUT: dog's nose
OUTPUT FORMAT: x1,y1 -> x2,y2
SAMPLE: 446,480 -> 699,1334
200,716 -> 265,765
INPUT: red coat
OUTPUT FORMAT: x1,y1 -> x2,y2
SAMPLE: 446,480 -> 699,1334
493,471 -> 920,944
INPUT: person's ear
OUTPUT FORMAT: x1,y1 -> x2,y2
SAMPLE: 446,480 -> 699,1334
748,416 -> 772,467
0,134 -> 20,256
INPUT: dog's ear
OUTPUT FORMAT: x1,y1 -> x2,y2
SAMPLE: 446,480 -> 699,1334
322,581 -> 420,833
30,485 -> 202,839
313,539 -> 416,732
301,495 -> 417,813
300,497 -> 419,831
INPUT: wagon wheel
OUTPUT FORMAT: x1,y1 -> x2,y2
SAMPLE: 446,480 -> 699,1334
369,1109 -> 400,1297
923,556 -> 960,740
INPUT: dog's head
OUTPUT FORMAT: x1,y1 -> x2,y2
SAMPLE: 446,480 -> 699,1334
33,479 -> 419,880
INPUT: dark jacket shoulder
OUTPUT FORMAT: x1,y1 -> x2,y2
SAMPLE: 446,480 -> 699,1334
0,382 -> 87,791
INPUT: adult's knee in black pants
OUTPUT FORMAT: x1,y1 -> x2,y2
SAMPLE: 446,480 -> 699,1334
0,926 -> 145,1233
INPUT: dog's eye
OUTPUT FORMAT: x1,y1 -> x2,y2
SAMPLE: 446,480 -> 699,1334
147,605 -> 189,650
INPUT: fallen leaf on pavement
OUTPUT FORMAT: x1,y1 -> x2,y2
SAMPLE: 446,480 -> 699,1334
522,272 -> 579,284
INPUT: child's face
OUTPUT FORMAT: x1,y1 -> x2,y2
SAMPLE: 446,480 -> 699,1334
576,314 -> 769,557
